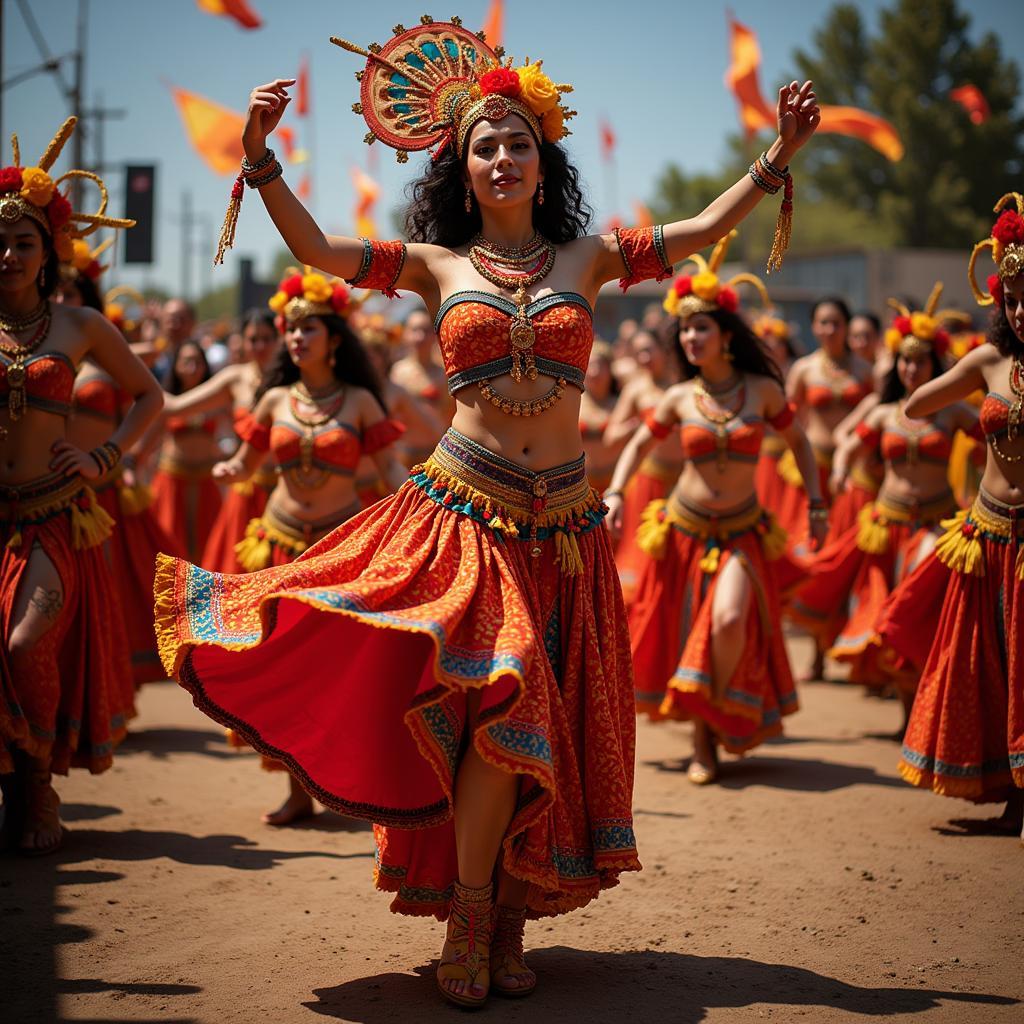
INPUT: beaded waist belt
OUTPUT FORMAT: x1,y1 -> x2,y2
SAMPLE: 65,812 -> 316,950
856,490 -> 958,555
234,499 -> 359,572
935,487 -> 1024,578
410,428 -> 606,574
231,467 -> 279,496
0,470 -> 113,550
157,453 -> 219,480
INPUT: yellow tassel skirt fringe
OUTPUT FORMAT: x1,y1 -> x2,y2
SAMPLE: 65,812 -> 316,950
936,488 -> 1024,580
0,471 -> 113,551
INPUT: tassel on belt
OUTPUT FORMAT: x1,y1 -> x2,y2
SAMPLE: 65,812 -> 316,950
936,488 -> 1024,578
231,466 -> 278,497
855,490 -> 958,554
410,428 -> 607,575
234,499 -> 359,572
157,453 -> 219,481
0,470 -> 114,550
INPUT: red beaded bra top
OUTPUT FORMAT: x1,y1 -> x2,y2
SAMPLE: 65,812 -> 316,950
980,393 -> 1011,437
73,376 -> 129,422
805,381 -> 871,409
679,417 -> 765,465
0,351 -> 75,417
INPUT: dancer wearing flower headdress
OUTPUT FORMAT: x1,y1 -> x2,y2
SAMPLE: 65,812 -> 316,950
217,270 -> 407,825
0,118 -> 163,854
788,285 -> 977,736
154,16 -> 819,1006
883,195 -> 1024,840
607,234 -> 826,784
59,237 -> 184,688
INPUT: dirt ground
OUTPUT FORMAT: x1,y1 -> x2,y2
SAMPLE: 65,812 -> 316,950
2,634 -> 1022,1024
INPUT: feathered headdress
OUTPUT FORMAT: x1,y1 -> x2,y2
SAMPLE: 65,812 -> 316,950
332,16 -> 575,163
884,282 -> 968,359
0,117 -> 134,262
968,192 -> 1024,306
104,284 -> 146,333
663,231 -> 770,319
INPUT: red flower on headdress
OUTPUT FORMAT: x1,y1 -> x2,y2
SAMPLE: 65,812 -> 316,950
331,282 -> 350,313
84,259 -> 103,281
280,274 -> 304,299
274,313 -> 286,334
893,315 -> 913,335
0,167 -> 23,193
988,273 -> 1004,305
47,192 -> 73,232
992,210 -> 1024,246
933,329 -> 951,356
479,68 -> 522,99
716,286 -> 739,312
673,276 -> 693,297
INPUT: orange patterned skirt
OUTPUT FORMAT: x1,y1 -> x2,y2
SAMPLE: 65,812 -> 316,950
150,454 -> 223,564
201,469 -> 277,574
629,494 -> 798,752
0,472 -> 134,774
155,428 -> 639,918
897,490 -> 1024,802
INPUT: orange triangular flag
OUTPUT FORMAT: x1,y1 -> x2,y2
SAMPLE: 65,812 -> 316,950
170,86 -> 246,174
818,106 -> 904,162
296,55 -> 311,117
725,14 -> 775,138
950,84 -> 990,125
196,0 -> 262,29
482,0 -> 504,48
352,167 -> 380,240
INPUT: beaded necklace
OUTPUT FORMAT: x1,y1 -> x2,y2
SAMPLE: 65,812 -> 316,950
818,349 -> 853,397
694,375 -> 746,471
991,357 -> 1024,463
895,401 -> 938,468
0,299 -> 48,334
288,382 -> 346,489
0,311 -> 53,421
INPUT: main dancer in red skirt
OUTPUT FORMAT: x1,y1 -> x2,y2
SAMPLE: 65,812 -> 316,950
606,234 -> 827,785
0,118 -> 163,854
154,19 -> 820,1006
886,195 -> 1024,842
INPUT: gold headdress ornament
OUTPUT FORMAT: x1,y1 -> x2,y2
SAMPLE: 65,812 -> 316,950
968,192 -> 1024,306
331,16 -> 575,163
268,267 -> 360,326
0,117 -> 134,263
662,231 -> 770,319
61,234 -> 116,283
104,284 -> 146,332
884,282 -> 968,359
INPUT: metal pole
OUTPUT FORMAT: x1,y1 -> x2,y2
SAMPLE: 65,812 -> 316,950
70,0 -> 87,204
181,189 -> 193,301
0,0 -> 6,148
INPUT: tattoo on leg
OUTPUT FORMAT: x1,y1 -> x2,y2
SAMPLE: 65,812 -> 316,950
29,586 -> 63,621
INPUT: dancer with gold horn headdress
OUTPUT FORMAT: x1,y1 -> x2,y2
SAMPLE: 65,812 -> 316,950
0,118 -> 163,854
877,194 -> 1024,840
154,15 -> 820,1006
607,233 -> 825,784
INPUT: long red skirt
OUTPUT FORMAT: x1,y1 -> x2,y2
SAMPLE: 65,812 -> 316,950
201,470 -> 276,574
897,493 -> 1024,802
94,475 -> 184,685
629,495 -> 798,752
0,474 -> 134,774
156,429 -> 639,918
151,456 -> 222,564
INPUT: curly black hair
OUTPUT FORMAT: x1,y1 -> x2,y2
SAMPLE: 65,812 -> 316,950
674,309 -> 784,388
987,299 -> 1024,358
255,314 -> 387,412
878,350 -> 944,404
403,137 -> 593,246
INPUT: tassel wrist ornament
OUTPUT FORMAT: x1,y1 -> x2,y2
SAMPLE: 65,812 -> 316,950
748,152 -> 793,273
215,148 -> 282,266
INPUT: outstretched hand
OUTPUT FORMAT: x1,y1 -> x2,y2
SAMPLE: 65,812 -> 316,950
243,78 -> 296,154
777,80 -> 820,151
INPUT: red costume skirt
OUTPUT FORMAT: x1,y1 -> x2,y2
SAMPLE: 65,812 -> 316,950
615,452 -> 680,604
0,473 -> 134,774
896,491 -> 1024,801
201,469 -> 277,574
793,492 -> 956,687
151,454 -> 223,564
155,428 -> 639,918
629,494 -> 798,752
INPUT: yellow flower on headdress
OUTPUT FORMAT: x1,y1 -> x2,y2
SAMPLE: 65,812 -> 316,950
268,291 -> 289,314
301,273 -> 332,303
53,230 -> 74,262
71,238 -> 93,272
690,271 -> 720,302
910,312 -> 937,340
541,106 -> 565,143
516,62 -> 559,115
19,167 -> 55,208
884,327 -> 903,352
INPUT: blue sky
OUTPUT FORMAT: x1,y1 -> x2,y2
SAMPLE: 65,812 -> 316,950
5,0 -> 1020,297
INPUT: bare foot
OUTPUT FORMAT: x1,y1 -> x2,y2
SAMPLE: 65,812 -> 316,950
261,776 -> 314,826
20,770 -> 64,856
800,648 -> 825,682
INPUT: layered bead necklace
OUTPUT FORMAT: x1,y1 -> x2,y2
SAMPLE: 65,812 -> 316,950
818,348 -> 853,397
0,301 -> 53,423
288,380 -> 346,488
895,401 -> 936,468
694,373 -> 746,471
991,356 -> 1024,462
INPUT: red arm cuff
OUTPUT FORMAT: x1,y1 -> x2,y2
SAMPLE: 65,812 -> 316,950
855,422 -> 881,449
767,401 -> 796,431
345,239 -> 407,299
616,226 -> 672,292
643,410 -> 673,441
362,417 -> 406,454
234,411 -> 271,452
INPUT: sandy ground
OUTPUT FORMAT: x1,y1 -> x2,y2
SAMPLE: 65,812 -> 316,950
2,635 -> 1023,1024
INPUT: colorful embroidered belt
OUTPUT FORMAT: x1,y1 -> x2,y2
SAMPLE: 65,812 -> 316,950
0,470 -> 113,550
157,453 -> 219,480
410,428 -> 606,574
637,492 -> 786,571
234,499 -> 359,572
231,466 -> 279,497
936,487 -> 1024,578
856,490 -> 958,555
638,452 -> 683,484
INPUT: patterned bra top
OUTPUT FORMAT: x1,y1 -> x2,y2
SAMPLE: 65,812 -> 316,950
0,351 -> 75,417
980,393 -> 1012,437
805,380 -> 872,409
73,376 -> 129,422
857,420 -> 953,466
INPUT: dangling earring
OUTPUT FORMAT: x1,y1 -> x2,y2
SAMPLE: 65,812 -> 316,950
464,186 -> 473,214
536,181 -> 545,206
37,266 -> 46,291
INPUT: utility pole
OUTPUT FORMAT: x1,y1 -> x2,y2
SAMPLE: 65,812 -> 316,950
70,0 -> 87,203
180,189 -> 194,301
82,92 -> 127,175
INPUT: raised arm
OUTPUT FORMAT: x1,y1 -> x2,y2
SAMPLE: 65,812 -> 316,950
212,390 -> 278,485
162,363 -> 240,417
905,346 -> 995,418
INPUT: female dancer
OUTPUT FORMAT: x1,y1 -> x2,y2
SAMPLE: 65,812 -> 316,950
578,340 -> 623,495
155,21 -> 819,1005
146,340 -> 223,562
889,197 -> 1024,838
0,118 -> 162,852
157,310 -> 281,573
793,287 -> 974,734
608,237 -> 826,784
222,271 -> 406,825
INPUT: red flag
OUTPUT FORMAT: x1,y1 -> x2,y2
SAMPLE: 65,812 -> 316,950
599,118 -> 616,163
951,84 -> 990,125
296,55 -> 310,117
725,14 -> 775,138
482,0 -> 504,48
196,0 -> 262,30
